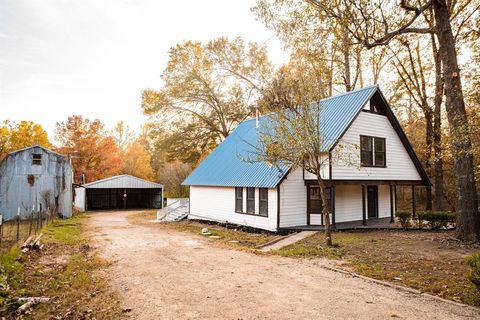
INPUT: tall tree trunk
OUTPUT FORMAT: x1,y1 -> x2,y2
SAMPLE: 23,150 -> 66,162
432,33 -> 445,211
433,0 -> 479,241
424,109 -> 434,210
318,177 -> 332,247
343,32 -> 352,92
316,167 -> 332,246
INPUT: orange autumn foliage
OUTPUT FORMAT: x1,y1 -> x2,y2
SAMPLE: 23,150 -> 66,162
55,115 -> 123,184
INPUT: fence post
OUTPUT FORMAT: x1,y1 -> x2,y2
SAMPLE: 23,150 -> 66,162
16,209 -> 20,241
29,210 -> 33,236
0,214 -> 3,244
36,210 -> 40,232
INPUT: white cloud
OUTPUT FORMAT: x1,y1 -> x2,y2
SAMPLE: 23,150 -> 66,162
0,0 -> 288,142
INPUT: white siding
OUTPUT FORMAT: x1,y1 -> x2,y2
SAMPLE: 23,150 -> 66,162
279,168 -> 307,228
332,111 -> 421,181
74,187 -> 86,211
188,186 -> 278,231
378,185 -> 392,218
309,185 -> 394,224
302,152 -> 330,180
334,185 -> 363,222
310,214 -> 322,225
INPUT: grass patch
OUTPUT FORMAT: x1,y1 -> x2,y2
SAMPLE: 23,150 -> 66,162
43,215 -> 85,245
0,214 -> 122,319
272,230 -> 480,306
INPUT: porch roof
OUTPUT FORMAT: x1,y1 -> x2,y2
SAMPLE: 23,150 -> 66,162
304,179 -> 425,186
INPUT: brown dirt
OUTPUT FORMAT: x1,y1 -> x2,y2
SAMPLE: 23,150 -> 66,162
88,211 -> 480,320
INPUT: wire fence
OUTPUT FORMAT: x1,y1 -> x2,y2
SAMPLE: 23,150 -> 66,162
0,210 -> 57,253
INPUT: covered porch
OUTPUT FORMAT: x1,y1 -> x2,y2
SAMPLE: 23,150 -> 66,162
295,179 -> 426,230
281,217 -> 399,231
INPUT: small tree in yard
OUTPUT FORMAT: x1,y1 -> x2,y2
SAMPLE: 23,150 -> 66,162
257,84 -> 335,245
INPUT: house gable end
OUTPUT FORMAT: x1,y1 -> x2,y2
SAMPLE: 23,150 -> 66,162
329,89 -> 430,185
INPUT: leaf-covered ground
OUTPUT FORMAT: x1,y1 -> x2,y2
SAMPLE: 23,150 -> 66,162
273,230 -> 480,306
0,214 -> 125,319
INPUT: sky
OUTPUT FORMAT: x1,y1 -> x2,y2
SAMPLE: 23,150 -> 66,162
0,0 -> 288,141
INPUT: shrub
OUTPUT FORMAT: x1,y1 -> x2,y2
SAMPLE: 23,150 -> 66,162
417,211 -> 456,230
396,211 -> 411,229
466,254 -> 480,292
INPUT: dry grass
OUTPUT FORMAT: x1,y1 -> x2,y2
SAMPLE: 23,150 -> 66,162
128,211 -> 283,251
0,214 -> 124,319
126,209 -> 158,225
273,230 -> 480,306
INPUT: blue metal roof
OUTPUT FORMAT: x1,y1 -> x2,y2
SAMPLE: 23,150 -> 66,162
319,85 -> 377,150
183,85 -> 378,188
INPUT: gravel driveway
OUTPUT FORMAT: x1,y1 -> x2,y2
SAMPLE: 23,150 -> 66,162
89,211 -> 479,320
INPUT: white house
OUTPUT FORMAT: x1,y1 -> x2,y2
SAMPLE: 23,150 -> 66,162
182,85 -> 430,232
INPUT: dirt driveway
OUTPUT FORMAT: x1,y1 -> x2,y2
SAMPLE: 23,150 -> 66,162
89,211 -> 479,320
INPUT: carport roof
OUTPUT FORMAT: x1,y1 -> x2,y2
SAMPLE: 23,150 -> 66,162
81,175 -> 163,189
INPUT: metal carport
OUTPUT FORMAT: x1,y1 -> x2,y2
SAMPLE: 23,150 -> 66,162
74,175 -> 163,211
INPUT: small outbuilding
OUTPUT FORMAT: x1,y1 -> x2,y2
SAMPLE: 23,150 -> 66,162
74,175 -> 163,211
0,145 -> 73,220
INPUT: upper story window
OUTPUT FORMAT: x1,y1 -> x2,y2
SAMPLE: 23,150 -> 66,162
235,187 -> 243,213
360,135 -> 386,167
32,153 -> 42,165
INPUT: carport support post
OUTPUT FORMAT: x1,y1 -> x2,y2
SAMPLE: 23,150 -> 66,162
331,186 -> 336,230
389,185 -> 394,223
362,185 -> 366,226
411,185 -> 416,219
123,188 -> 127,209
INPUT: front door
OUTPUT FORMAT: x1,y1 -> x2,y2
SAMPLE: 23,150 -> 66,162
367,186 -> 378,219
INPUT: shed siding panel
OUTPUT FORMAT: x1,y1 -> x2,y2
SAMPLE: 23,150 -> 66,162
74,188 -> 86,211
188,186 -> 277,231
279,168 -> 307,228
332,112 -> 421,181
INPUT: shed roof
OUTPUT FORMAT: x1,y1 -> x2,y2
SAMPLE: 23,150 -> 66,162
81,175 -> 163,189
7,145 -> 66,158
183,85 -> 378,188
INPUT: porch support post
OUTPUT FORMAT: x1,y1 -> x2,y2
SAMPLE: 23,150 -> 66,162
411,185 -> 416,219
362,185 -> 366,226
331,186 -> 336,230
389,185 -> 394,223
394,185 -> 397,212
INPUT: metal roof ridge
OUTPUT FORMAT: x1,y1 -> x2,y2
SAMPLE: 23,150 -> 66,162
319,84 -> 378,103
82,174 -> 163,187
7,145 -> 67,158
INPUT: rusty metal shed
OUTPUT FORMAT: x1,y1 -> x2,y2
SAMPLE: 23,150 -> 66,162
0,145 -> 73,220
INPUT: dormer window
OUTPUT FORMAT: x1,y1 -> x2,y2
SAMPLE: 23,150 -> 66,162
32,153 -> 42,165
360,136 -> 386,167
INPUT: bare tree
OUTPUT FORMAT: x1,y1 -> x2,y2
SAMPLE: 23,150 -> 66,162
257,71 -> 336,246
